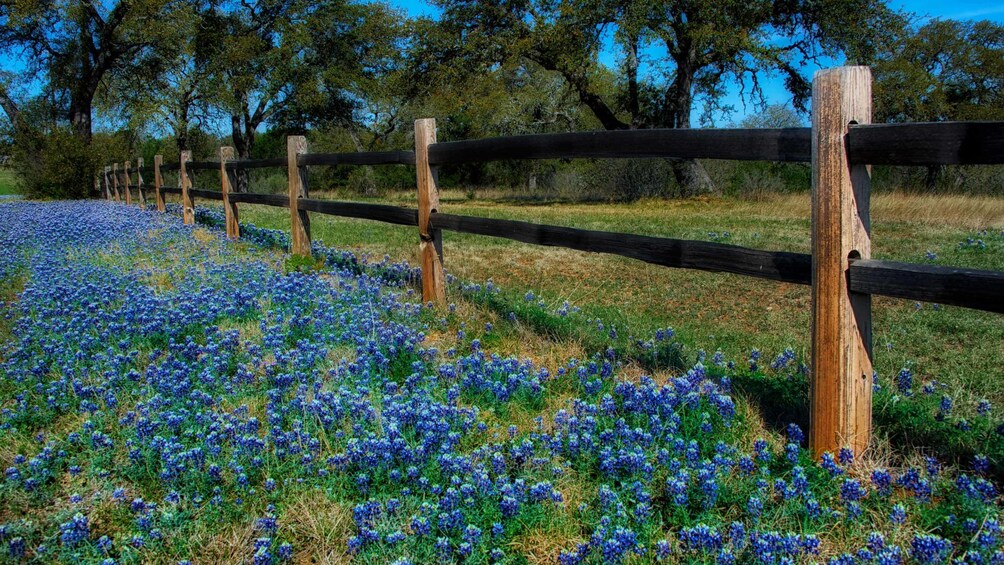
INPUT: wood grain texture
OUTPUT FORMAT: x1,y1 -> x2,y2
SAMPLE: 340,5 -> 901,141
160,186 -> 181,194
810,66 -> 873,458
430,212 -> 813,284
287,136 -> 311,256
154,155 -> 165,212
850,260 -> 1004,313
299,150 -> 417,167
298,199 -> 418,226
180,151 -> 194,225
416,118 -> 446,304
220,147 -> 239,239
848,122 -> 1004,165
122,162 -> 132,206
103,166 -> 112,200
112,163 -> 120,202
136,158 -> 146,207
427,128 -> 812,165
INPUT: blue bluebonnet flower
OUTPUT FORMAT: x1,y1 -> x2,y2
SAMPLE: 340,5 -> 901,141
911,534 -> 952,563
890,503 -> 907,525
896,368 -> 913,395
820,452 -> 843,476
59,513 -> 89,547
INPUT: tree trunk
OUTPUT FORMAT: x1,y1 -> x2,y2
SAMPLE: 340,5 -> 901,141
672,159 -> 716,197
231,112 -> 252,193
925,165 -> 943,191
70,98 -> 93,142
665,53 -> 717,197
0,86 -> 21,133
174,102 -> 192,152
346,125 -> 376,196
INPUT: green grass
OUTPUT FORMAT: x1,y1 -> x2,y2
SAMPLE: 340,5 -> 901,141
229,192 -> 1004,408
0,168 -> 19,195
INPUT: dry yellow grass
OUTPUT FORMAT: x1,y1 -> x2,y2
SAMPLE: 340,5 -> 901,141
727,192 -> 1004,228
282,489 -> 353,564
509,524 -> 582,565
185,518 -> 258,564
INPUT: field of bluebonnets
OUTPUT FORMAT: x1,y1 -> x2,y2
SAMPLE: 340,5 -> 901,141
0,199 -> 1002,564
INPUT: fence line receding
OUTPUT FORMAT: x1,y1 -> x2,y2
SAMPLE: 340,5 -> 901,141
101,66 -> 1004,460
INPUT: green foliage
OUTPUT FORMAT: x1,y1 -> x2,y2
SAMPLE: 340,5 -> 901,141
871,18 -> 1004,191
874,19 -> 1004,124
11,127 -> 98,199
0,168 -> 18,196
283,254 -> 326,274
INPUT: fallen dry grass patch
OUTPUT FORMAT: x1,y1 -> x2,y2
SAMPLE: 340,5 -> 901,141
282,489 -> 353,564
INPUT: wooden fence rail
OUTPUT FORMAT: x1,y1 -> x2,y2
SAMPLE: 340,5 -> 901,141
102,66 -> 1004,459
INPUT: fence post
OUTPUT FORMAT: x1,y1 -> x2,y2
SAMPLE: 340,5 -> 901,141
810,66 -> 874,458
180,150 -> 194,225
112,163 -> 120,201
136,157 -> 146,207
415,118 -> 447,305
102,167 -> 111,199
287,135 -> 311,256
154,155 -> 165,212
220,146 -> 239,239
123,161 -> 133,206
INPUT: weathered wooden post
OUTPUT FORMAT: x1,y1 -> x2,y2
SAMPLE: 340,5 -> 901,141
136,157 -> 146,207
154,155 -> 165,212
102,168 -> 111,199
415,118 -> 447,305
180,150 -> 194,225
123,161 -> 133,206
287,135 -> 311,256
810,66 -> 873,458
112,163 -> 120,202
220,146 -> 239,239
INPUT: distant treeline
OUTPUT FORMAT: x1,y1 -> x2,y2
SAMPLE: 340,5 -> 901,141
0,1 -> 1000,200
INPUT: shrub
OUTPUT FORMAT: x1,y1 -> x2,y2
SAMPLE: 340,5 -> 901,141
11,127 -> 99,199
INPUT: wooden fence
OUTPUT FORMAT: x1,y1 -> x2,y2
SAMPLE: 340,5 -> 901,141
101,66 -> 1004,459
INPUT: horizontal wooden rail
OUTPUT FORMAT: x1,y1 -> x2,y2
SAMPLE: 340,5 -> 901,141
188,161 -> 220,171
228,192 -> 290,207
427,128 -> 813,165
299,150 -> 417,167
848,122 -> 1004,165
849,259 -> 1004,313
109,67 -> 1004,465
154,183 -> 1004,314
227,157 -> 287,170
429,212 -> 814,284
188,188 -> 223,200
158,186 -> 221,201
298,199 -> 419,226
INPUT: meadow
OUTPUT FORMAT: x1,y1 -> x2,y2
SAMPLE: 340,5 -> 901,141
0,169 -> 19,196
232,191 -> 1004,406
0,197 -> 1001,564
